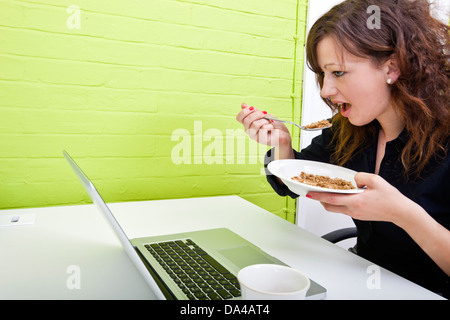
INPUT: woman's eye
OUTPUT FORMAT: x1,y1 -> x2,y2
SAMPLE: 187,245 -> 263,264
333,71 -> 345,77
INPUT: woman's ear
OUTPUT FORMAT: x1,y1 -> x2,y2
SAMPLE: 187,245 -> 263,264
384,57 -> 401,84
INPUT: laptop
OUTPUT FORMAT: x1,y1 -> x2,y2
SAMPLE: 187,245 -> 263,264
63,150 -> 326,300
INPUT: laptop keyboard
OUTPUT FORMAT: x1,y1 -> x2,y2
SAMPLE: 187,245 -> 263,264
145,239 -> 241,300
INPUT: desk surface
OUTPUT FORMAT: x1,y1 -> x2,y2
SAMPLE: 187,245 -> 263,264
0,196 -> 444,300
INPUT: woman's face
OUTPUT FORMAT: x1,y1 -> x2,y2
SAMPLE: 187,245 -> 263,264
317,36 -> 396,127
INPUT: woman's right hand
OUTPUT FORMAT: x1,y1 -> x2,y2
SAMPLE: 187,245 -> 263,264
236,103 -> 294,159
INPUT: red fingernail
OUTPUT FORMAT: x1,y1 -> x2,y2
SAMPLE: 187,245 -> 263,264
263,111 -> 267,115
271,120 -> 274,123
249,107 -> 254,111
306,195 -> 312,198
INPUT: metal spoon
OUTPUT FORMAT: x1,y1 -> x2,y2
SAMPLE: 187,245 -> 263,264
263,117 -> 332,131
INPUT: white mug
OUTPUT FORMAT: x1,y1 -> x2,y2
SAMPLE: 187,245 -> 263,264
238,264 -> 310,300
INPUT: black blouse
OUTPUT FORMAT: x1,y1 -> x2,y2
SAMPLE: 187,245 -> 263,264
264,127 -> 450,297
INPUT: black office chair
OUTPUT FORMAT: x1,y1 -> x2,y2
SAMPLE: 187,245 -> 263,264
321,227 -> 357,243
321,227 -> 358,253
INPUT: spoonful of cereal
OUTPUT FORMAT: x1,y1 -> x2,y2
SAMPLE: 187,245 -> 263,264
264,117 -> 332,131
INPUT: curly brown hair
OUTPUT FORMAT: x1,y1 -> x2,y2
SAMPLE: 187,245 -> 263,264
306,0 -> 450,175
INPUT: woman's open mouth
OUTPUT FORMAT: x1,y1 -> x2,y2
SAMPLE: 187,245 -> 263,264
338,103 -> 351,117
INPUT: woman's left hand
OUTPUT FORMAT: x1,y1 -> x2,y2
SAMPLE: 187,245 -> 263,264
308,172 -> 450,277
306,172 -> 412,224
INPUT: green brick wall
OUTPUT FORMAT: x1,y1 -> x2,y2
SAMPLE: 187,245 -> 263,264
0,0 -> 308,223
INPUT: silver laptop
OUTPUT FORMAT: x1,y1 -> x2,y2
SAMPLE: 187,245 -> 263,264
63,150 -> 326,300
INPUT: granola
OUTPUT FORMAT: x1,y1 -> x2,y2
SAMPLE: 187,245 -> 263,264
292,171 -> 355,190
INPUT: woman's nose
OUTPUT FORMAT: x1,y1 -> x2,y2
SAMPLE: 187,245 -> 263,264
320,75 -> 338,99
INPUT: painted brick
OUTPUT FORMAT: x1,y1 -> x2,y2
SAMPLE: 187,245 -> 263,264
0,0 -> 308,223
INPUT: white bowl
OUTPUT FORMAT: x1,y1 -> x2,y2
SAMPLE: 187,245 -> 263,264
238,264 -> 310,300
267,159 -> 365,197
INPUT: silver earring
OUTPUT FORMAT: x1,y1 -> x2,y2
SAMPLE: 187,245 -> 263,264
387,79 -> 393,84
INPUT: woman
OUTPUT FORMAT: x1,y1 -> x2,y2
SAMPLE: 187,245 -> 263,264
236,0 -> 449,297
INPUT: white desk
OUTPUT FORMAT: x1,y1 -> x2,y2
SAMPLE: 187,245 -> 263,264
0,196 -> 444,300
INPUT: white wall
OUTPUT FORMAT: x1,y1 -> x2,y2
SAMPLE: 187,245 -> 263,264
430,0 -> 450,24
297,0 -> 354,250
296,0 -> 449,249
